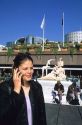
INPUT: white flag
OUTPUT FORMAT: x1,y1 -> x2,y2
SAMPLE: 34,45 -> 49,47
40,15 -> 45,29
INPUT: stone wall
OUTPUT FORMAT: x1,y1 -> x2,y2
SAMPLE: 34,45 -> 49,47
0,54 -> 82,66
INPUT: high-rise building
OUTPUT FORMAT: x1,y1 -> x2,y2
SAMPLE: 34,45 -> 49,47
65,31 -> 82,43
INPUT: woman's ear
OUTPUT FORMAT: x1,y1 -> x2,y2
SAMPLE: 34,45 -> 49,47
12,65 -> 17,74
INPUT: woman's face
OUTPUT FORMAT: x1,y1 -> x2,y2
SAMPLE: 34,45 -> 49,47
18,59 -> 34,82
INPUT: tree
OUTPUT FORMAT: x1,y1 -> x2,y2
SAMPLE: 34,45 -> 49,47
20,44 -> 28,53
51,47 -> 58,59
7,47 -> 13,61
35,46 -> 43,59
70,47 -> 77,61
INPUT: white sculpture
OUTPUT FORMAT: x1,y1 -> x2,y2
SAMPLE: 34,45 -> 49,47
58,43 -> 61,51
57,57 -> 64,67
42,59 -> 55,77
40,57 -> 66,81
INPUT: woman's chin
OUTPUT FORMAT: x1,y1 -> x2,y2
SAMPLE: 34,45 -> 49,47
23,75 -> 32,82
25,77 -> 32,81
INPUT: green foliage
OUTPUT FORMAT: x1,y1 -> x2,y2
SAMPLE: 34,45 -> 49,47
63,42 -> 68,47
51,47 -> 58,54
75,43 -> 80,50
35,47 -> 43,54
80,45 -> 82,48
20,44 -> 28,53
7,47 -> 13,57
7,47 -> 13,62
70,47 -> 77,55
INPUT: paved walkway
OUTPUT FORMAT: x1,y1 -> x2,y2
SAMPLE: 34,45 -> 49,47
45,103 -> 82,125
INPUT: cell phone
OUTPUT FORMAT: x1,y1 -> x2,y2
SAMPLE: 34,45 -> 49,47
17,69 -> 24,85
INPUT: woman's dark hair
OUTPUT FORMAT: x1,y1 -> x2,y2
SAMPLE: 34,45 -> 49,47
72,81 -> 76,87
13,52 -> 33,68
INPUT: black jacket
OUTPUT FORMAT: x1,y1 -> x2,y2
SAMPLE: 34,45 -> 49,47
0,78 -> 47,125
54,83 -> 64,93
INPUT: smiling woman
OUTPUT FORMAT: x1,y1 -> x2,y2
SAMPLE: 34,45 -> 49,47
0,52 -> 47,125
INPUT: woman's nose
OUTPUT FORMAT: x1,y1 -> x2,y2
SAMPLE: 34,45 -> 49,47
27,68 -> 31,73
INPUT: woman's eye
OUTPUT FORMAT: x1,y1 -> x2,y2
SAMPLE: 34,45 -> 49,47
23,67 -> 33,70
31,67 -> 33,70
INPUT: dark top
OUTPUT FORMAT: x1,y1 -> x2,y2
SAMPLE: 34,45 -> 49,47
54,83 -> 64,93
66,84 -> 79,104
0,78 -> 47,125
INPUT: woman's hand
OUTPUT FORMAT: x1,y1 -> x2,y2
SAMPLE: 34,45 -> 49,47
13,68 -> 23,94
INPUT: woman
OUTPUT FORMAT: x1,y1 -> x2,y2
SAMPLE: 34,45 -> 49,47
0,52 -> 47,125
53,80 -> 64,104
66,82 -> 79,105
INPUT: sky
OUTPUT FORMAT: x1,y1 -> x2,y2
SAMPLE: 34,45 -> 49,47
0,0 -> 82,45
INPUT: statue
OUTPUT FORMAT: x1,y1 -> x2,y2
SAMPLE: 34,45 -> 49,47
57,57 -> 64,67
42,59 -> 55,77
58,43 -> 61,51
39,57 -> 66,81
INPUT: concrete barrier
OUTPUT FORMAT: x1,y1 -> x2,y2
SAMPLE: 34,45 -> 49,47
37,79 -> 72,104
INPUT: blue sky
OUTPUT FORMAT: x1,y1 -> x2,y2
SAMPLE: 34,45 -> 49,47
0,0 -> 82,45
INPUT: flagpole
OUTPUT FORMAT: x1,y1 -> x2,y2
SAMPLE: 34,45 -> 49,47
42,24 -> 45,51
62,12 -> 64,47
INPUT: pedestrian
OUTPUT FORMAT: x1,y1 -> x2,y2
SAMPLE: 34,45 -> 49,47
0,52 -> 47,125
52,80 -> 64,104
66,82 -> 80,105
